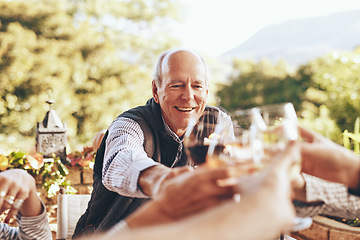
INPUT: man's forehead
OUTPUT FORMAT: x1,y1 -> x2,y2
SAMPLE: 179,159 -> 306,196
162,49 -> 204,68
167,78 -> 206,84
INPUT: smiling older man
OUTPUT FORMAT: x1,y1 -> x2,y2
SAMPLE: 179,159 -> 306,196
73,49 -> 233,238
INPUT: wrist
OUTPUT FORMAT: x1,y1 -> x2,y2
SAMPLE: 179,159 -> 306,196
292,174 -> 307,202
20,189 -> 42,217
345,152 -> 360,189
139,165 -> 171,196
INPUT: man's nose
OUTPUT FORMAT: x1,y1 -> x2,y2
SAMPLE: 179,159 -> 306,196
182,84 -> 194,100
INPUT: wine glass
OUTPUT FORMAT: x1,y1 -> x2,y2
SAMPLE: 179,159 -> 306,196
251,102 -> 300,178
184,109 -> 258,202
251,102 -> 312,234
183,110 -> 233,167
184,108 -> 259,170
225,109 -> 263,174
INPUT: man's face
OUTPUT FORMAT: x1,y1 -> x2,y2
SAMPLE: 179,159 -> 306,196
152,50 -> 208,137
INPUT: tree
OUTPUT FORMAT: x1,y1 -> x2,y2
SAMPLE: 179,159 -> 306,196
216,58 -> 308,112
303,47 -> 360,134
216,48 -> 360,143
0,0 -> 182,151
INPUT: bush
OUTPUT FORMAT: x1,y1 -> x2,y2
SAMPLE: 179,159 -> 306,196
0,146 -> 96,197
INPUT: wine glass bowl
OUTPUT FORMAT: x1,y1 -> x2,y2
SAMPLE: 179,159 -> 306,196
251,103 -> 299,163
184,112 -> 230,166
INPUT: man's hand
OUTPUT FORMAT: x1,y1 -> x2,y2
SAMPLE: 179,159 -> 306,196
152,166 -> 195,196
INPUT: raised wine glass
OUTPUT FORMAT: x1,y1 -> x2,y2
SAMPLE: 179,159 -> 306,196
251,102 -> 313,234
183,110 -> 233,167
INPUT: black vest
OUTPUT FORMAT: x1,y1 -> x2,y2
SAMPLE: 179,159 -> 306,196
73,98 -> 189,238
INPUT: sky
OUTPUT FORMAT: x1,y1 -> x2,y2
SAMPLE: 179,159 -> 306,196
172,0 -> 360,57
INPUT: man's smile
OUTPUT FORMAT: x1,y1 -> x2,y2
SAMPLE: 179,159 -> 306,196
175,106 -> 195,112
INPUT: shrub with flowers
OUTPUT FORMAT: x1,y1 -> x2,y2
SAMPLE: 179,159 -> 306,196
66,146 -> 96,168
0,151 -> 75,197
0,145 -> 97,198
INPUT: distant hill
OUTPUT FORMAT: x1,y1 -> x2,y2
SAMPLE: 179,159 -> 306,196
221,10 -> 360,66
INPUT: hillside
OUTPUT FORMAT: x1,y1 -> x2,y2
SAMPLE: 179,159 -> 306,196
222,10 -> 360,66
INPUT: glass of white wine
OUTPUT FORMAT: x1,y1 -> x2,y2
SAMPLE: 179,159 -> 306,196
251,102 -> 312,233
251,102 -> 300,174
223,109 -> 262,176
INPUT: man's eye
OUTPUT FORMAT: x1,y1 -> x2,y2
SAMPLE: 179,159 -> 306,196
171,85 -> 181,88
193,85 -> 203,89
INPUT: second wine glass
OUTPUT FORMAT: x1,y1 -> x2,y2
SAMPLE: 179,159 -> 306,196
251,102 -> 312,233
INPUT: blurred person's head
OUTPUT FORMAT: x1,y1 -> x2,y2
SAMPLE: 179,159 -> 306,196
92,129 -> 106,151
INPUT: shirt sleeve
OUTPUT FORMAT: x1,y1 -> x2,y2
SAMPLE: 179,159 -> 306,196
295,173 -> 360,219
16,201 -> 52,240
102,117 -> 160,198
0,223 -> 19,240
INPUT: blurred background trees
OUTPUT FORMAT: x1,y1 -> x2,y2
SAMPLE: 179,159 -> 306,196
216,47 -> 360,143
1,0 -> 359,151
0,0 -> 181,150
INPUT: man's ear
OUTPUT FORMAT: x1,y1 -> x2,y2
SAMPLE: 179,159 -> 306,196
152,80 -> 159,103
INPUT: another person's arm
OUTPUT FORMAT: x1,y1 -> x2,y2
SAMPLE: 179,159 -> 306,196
299,125 -> 360,189
292,126 -> 360,219
0,223 -> 18,239
294,173 -> 360,219
127,166 -> 235,228
0,169 -> 52,240
16,201 -> 52,240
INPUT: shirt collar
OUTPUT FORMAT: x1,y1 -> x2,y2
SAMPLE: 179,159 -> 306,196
161,115 -> 183,143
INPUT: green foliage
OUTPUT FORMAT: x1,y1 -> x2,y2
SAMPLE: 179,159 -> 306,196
299,103 -> 342,143
0,0 -> 182,151
343,117 -> 360,155
0,151 -> 75,197
217,59 -> 309,112
217,48 -> 360,143
328,216 -> 360,227
0,145 -> 97,197
305,48 -> 360,133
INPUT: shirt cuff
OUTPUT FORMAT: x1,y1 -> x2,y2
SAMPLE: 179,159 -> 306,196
16,200 -> 52,240
303,173 -> 327,203
130,159 -> 160,197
